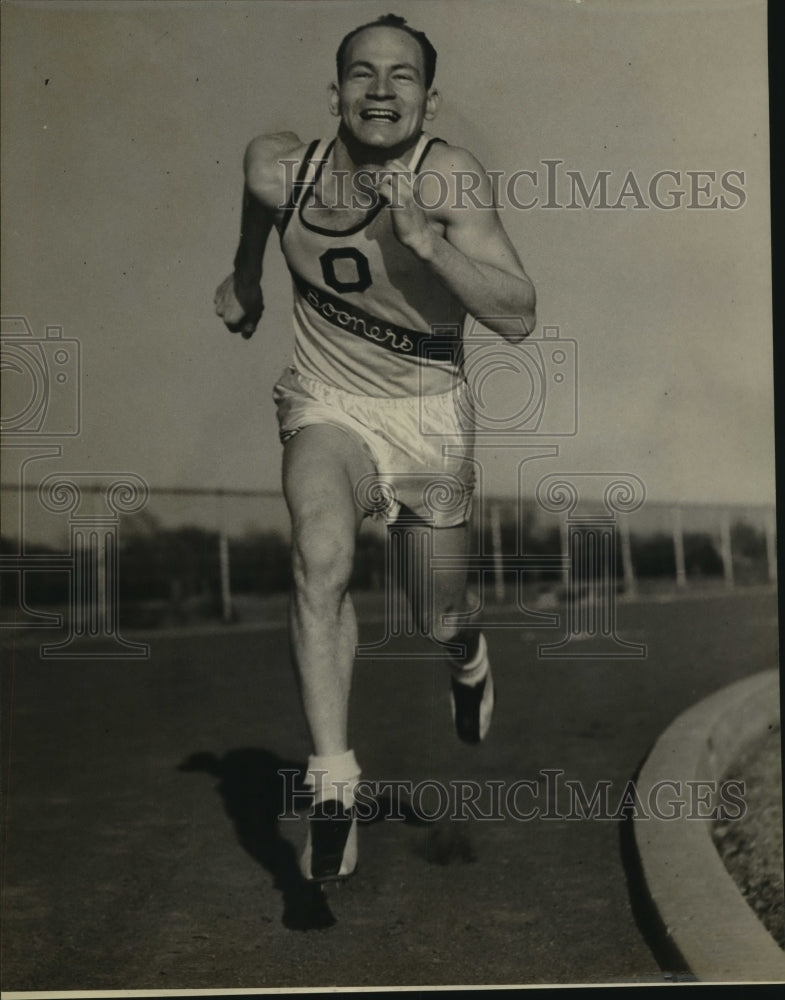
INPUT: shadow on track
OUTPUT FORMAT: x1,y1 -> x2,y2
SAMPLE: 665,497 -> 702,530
178,749 -> 448,931
178,748 -> 335,931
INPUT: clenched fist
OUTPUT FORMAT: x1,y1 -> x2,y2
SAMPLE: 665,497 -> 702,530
376,159 -> 439,260
214,274 -> 264,339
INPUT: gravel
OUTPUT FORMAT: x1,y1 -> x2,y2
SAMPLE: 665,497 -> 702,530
712,725 -> 784,949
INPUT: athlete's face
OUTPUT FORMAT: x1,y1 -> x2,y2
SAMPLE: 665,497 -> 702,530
330,27 -> 440,151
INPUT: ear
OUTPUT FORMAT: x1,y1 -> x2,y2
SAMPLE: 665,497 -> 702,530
424,87 -> 441,121
328,82 -> 341,117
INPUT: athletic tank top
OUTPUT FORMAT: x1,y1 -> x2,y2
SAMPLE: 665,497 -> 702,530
279,132 -> 465,397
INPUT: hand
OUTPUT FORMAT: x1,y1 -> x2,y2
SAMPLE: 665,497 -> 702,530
214,274 -> 264,339
376,159 -> 439,259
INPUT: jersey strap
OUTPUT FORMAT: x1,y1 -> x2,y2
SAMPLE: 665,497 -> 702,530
285,133 -> 445,239
412,134 -> 446,172
279,139 -> 326,237
289,265 -> 461,366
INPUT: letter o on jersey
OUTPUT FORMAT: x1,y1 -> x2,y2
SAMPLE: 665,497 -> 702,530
319,248 -> 372,294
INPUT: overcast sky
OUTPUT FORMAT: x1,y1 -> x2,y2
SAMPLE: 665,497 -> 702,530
1,0 -> 774,534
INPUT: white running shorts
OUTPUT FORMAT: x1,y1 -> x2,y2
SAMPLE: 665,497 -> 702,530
273,367 -> 475,528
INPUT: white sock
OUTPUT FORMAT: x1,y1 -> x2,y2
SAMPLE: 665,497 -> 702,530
300,750 -> 360,881
304,749 -> 361,808
450,633 -> 489,687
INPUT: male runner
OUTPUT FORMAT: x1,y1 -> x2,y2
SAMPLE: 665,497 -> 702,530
215,13 -> 536,883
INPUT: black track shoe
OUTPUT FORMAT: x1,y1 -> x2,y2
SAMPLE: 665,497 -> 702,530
450,668 -> 495,744
300,799 -> 357,883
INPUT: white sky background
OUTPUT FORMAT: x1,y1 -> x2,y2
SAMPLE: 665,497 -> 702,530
1,0 -> 774,519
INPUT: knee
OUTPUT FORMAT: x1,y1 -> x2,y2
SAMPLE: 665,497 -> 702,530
429,620 -> 478,662
407,593 -> 462,645
291,520 -> 353,607
429,618 -> 459,647
422,605 -> 459,647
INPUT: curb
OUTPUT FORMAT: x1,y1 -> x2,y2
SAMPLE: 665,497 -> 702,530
634,669 -> 785,982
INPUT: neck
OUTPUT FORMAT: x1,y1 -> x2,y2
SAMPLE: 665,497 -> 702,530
333,122 -> 423,171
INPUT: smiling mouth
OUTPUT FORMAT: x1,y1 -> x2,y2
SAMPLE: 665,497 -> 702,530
360,109 -> 401,122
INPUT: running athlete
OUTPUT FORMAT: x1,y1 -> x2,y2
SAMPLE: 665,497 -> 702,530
215,13 -> 536,883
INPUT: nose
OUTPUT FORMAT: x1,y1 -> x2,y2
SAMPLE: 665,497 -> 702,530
366,74 -> 395,100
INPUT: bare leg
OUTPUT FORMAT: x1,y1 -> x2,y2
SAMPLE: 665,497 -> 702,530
282,424 -> 374,756
391,509 -> 492,743
282,425 -> 376,881
389,509 -> 473,645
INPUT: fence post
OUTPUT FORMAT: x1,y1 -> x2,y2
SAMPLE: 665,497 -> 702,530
38,474 -> 150,658
619,515 -> 637,597
490,501 -> 505,604
765,508 -> 777,584
219,529 -> 233,623
559,519 -> 570,594
672,507 -> 687,588
216,492 -> 233,624
719,510 -> 734,589
536,473 -> 646,659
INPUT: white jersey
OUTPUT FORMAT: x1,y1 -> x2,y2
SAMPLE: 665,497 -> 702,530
279,133 -> 466,397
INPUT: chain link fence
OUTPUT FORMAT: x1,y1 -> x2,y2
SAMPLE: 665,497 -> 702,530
1,484 -> 776,634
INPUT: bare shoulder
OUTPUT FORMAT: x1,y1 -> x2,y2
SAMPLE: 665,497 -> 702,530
418,140 -> 497,220
244,131 -> 310,208
424,140 -> 487,176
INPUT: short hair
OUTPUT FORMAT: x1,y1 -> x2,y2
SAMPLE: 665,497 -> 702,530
336,13 -> 437,88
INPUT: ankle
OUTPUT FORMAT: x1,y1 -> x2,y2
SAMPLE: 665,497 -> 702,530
443,629 -> 483,666
449,633 -> 488,685
305,749 -> 361,807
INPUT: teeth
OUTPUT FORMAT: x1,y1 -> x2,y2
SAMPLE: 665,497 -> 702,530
362,110 -> 399,121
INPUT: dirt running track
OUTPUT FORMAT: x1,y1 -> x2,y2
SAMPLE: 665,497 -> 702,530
1,588 -> 780,990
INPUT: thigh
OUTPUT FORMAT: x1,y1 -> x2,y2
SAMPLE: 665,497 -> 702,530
283,424 -> 376,572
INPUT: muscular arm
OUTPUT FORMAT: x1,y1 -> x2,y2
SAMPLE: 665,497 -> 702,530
379,147 -> 536,342
215,132 -> 302,338
233,182 -> 275,289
